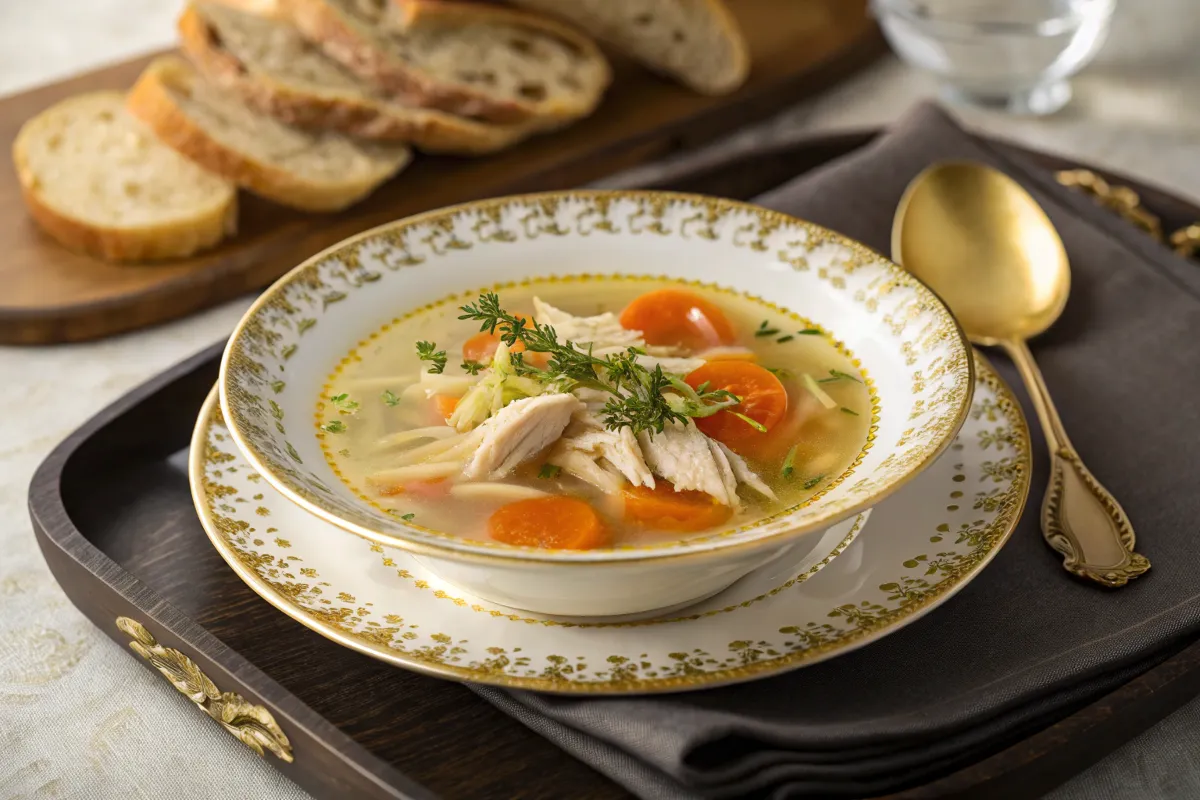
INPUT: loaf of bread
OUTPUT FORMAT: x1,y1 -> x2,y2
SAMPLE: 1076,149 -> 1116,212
280,0 -> 611,125
126,56 -> 412,212
179,2 -> 538,154
507,0 -> 749,95
13,91 -> 237,261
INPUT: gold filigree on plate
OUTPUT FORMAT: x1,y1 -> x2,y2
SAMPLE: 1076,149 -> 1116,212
116,617 -> 293,762
218,191 -> 974,566
192,353 -> 1029,694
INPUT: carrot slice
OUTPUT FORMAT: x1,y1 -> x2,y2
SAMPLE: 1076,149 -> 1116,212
623,482 -> 732,532
462,330 -> 525,364
462,318 -> 549,368
684,361 -> 788,455
489,496 -> 610,549
619,288 -> 735,351
432,394 -> 459,420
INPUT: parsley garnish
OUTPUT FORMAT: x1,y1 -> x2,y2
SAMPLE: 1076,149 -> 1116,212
538,464 -> 561,479
457,292 -> 742,436
461,359 -> 485,375
329,393 -> 359,414
381,389 -> 401,407
765,366 -> 795,380
321,420 -> 346,434
803,474 -> 826,490
796,328 -> 822,335
416,341 -> 447,374
400,512 -> 416,522
776,335 -> 794,343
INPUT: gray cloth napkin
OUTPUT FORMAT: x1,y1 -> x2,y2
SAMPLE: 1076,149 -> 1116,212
472,103 -> 1200,799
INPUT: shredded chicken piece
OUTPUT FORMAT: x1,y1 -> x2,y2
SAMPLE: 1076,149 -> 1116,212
533,297 -> 643,350
716,442 -> 778,502
463,393 -> 583,480
546,445 -> 622,494
637,420 -> 740,508
556,427 -> 655,490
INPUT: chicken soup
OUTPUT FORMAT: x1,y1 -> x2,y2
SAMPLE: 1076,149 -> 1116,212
317,277 -> 873,549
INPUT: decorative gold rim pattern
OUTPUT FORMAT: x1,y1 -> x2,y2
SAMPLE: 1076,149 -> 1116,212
193,353 -> 1027,694
218,190 -> 975,568
316,272 -> 880,552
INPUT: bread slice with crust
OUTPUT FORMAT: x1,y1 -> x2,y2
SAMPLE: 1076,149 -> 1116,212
507,0 -> 749,95
13,91 -> 237,262
127,56 -> 411,212
179,1 -> 537,154
281,0 -> 611,124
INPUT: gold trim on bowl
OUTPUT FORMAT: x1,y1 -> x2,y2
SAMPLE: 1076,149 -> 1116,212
218,190 -> 975,568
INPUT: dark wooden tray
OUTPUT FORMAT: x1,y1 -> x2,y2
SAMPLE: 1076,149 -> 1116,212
30,131 -> 1200,800
0,0 -> 884,346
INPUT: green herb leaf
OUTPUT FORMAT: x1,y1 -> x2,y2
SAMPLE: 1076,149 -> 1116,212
827,369 -> 863,384
337,448 -> 351,457
765,366 -> 795,379
537,464 -> 561,479
776,335 -> 794,343
840,406 -> 860,416
416,341 -> 448,374
381,390 -> 401,407
796,328 -> 822,336
320,420 -> 347,434
329,393 -> 360,414
729,411 -> 768,433
400,512 -> 416,522
754,327 -> 780,337
803,474 -> 826,490
782,444 -> 799,478
461,359 -> 486,376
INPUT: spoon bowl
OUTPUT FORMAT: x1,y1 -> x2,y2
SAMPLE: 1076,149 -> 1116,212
893,161 -> 1071,345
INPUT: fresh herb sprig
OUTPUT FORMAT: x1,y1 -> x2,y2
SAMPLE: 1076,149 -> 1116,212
416,341 -> 447,374
455,291 -> 746,436
461,359 -> 486,376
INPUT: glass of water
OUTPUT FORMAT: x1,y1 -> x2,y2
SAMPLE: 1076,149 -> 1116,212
870,0 -> 1116,115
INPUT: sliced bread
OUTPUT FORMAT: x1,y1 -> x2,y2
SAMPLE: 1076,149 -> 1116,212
179,2 -> 537,154
13,92 -> 237,262
281,0 -> 611,125
126,57 -> 412,212
507,0 -> 749,95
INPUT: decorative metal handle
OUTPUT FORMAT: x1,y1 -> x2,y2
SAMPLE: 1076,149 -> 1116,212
117,617 -> 294,762
1000,340 -> 1150,587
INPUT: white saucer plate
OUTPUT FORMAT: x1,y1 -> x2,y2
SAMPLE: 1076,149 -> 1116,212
191,354 -> 1029,694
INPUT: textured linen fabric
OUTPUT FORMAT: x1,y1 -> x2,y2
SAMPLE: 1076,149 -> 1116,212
471,103 -> 1200,799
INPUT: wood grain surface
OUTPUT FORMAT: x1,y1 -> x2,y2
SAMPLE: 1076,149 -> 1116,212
0,0 -> 884,345
31,132 -> 1200,800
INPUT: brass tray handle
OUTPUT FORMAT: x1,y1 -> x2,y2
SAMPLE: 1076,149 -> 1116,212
117,616 -> 294,763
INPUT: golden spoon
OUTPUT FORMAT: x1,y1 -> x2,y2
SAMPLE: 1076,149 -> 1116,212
893,161 -> 1150,588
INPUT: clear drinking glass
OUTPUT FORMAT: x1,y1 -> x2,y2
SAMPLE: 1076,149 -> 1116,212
870,0 -> 1116,115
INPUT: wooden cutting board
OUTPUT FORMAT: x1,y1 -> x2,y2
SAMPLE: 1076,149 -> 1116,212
0,0 -> 885,345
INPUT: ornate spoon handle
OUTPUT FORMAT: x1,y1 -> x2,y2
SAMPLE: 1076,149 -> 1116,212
1001,339 -> 1150,588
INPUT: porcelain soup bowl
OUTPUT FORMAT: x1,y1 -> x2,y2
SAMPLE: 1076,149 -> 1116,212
218,191 -> 974,617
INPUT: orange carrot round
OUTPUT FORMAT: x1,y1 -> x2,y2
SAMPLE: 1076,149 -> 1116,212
623,482 -> 733,532
619,288 -> 735,351
684,361 -> 788,455
432,394 -> 459,420
462,317 -> 548,367
489,497 -> 610,549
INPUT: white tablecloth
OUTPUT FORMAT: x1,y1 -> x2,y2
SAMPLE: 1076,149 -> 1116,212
2,2 -> 1198,797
